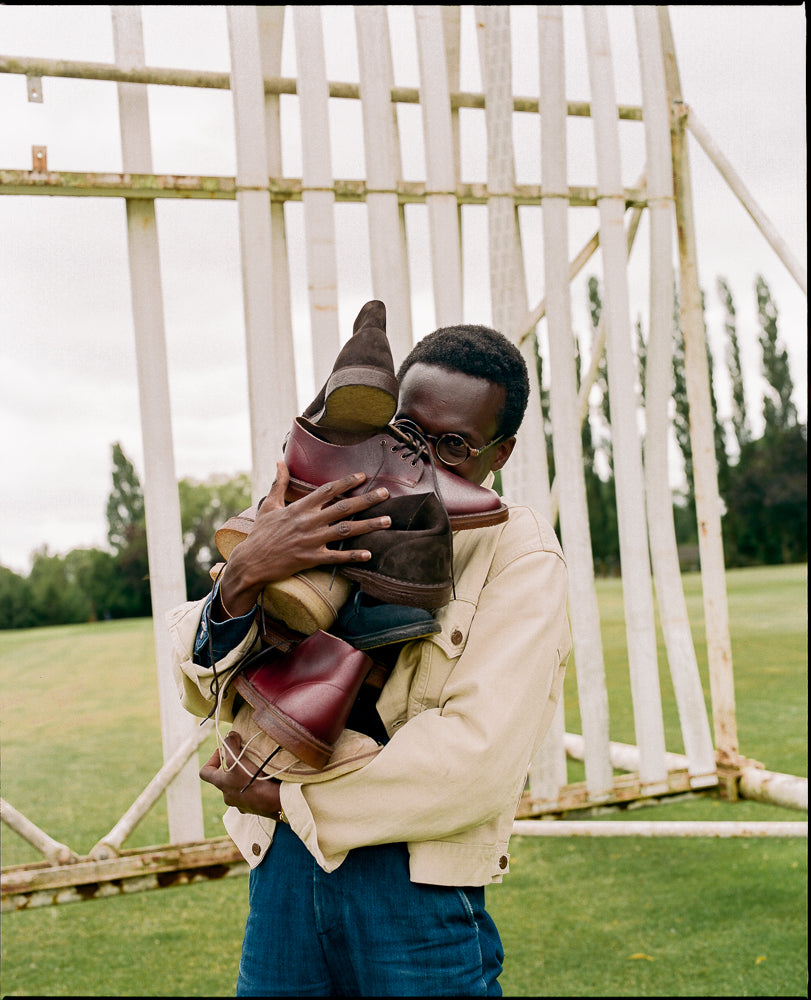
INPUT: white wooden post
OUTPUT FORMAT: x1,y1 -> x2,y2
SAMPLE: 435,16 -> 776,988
475,6 -> 562,799
293,6 -> 341,386
414,5 -> 463,326
111,5 -> 204,843
583,6 -> 667,792
257,6 -> 298,414
355,6 -> 414,365
227,5 -> 297,498
658,7 -> 739,765
475,5 -> 552,518
634,6 -> 716,785
538,5 -> 613,799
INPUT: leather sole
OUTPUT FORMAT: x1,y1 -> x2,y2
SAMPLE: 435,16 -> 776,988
314,367 -> 398,434
340,564 -> 452,609
336,618 -> 442,650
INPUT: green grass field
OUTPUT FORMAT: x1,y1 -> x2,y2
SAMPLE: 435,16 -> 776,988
1,564 -> 806,996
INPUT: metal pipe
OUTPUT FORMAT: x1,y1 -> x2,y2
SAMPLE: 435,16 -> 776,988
513,819 -> 807,838
686,108 -> 806,295
0,54 -> 644,118
0,799 -> 79,865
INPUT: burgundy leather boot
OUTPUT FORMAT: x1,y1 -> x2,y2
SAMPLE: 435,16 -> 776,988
283,417 -> 509,529
302,299 -> 398,435
233,630 -> 374,770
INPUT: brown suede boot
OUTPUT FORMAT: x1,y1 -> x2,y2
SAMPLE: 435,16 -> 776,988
333,492 -> 453,609
302,299 -> 398,435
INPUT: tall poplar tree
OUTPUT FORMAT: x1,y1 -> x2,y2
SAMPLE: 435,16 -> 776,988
106,442 -> 151,616
756,274 -> 797,434
717,276 -> 749,454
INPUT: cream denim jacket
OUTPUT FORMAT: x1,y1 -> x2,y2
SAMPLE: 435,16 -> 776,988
168,498 -> 571,887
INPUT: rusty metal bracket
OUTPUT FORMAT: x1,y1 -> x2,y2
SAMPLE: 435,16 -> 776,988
31,146 -> 47,172
26,75 -> 43,102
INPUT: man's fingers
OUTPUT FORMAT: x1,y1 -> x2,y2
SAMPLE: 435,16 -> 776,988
307,471 -> 368,505
263,461 -> 291,511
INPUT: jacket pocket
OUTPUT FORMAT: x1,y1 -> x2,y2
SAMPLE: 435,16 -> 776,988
409,599 -> 477,711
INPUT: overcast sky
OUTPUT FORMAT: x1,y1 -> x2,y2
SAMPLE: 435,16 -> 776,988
0,5 -> 806,574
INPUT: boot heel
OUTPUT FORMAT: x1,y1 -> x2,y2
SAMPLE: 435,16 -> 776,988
320,369 -> 398,433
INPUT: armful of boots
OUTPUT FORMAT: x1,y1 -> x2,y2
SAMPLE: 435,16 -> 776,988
216,461 -> 392,619
199,732 -> 284,819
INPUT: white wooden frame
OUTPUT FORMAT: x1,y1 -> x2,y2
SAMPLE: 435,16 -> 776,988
1,7 -> 806,897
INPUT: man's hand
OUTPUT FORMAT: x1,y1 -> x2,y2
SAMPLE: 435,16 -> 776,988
199,731 -> 285,819
219,461 -> 391,616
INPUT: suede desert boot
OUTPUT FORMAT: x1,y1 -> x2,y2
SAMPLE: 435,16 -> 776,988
283,417 -> 509,529
233,629 -> 375,770
331,491 -> 453,609
302,299 -> 398,435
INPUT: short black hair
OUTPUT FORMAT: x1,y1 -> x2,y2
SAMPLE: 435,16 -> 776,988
397,324 -> 530,439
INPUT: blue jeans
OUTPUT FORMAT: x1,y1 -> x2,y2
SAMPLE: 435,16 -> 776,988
236,822 -> 504,996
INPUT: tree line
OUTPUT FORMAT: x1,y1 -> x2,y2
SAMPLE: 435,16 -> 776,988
533,271 -> 806,574
0,448 -> 252,628
0,273 -> 805,628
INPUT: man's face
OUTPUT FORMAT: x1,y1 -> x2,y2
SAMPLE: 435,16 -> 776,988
395,362 -> 515,485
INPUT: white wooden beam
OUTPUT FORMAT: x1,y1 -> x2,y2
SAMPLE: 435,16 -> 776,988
112,5 -> 204,844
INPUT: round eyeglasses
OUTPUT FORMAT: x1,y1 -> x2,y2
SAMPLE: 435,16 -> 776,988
393,419 -> 504,467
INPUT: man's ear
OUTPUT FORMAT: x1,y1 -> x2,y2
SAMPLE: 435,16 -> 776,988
490,436 -> 516,473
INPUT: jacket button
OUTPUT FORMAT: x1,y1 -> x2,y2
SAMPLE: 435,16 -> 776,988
498,855 -> 508,870
451,628 -> 464,645
251,843 -> 261,856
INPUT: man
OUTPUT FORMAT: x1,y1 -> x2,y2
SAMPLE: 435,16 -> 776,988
169,323 -> 571,996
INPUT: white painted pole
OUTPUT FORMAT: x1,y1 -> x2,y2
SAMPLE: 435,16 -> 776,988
227,6 -> 296,499
538,5 -> 612,799
634,6 -> 716,782
440,5 -> 462,192
355,5 -> 414,365
513,820 -> 807,838
111,6 -> 204,844
0,799 -> 79,865
583,6 -> 667,792
475,5 -> 552,515
686,109 -> 807,296
414,5 -> 463,325
257,6 -> 298,414
563,731 -> 717,790
293,6 -> 341,387
475,5 -> 561,797
91,721 -> 214,860
739,768 -> 808,812
658,8 -> 739,765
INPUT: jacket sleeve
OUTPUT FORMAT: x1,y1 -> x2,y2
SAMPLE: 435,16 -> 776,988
279,507 -> 571,870
166,594 -> 260,721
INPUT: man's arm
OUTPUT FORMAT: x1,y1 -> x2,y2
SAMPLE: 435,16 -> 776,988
188,462 -> 392,804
